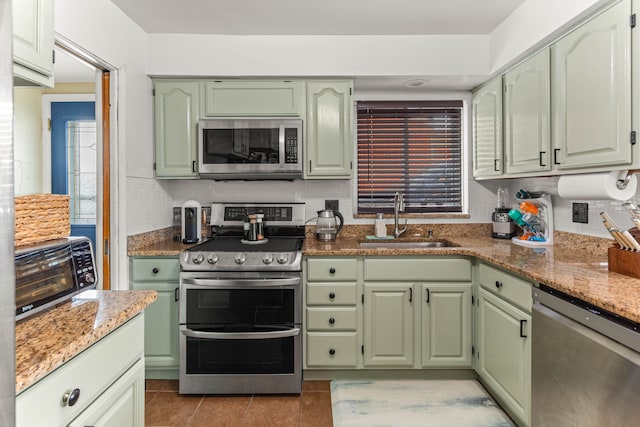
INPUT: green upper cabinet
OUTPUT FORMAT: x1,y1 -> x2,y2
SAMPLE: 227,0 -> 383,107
551,0 -> 632,169
504,48 -> 551,174
153,80 -> 200,178
421,283 -> 472,368
472,77 -> 503,178
305,81 -> 354,179
13,0 -> 54,87
202,80 -> 305,116
363,282 -> 414,367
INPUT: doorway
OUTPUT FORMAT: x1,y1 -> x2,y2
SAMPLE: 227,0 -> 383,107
44,41 -> 115,290
50,99 -> 97,251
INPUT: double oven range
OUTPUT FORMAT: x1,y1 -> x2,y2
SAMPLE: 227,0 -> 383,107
179,202 -> 305,394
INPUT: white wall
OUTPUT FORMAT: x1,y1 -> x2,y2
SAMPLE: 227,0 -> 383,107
13,88 -> 43,195
147,34 -> 490,78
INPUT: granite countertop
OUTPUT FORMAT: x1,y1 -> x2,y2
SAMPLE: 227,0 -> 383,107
15,290 -> 157,394
127,223 -> 640,324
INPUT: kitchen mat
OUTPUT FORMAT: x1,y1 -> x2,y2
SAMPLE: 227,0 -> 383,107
331,379 -> 514,427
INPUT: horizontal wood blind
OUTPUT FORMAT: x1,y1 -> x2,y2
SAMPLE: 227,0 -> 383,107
357,101 -> 463,213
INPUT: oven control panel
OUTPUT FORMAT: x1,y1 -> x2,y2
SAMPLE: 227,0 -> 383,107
210,203 -> 306,227
180,250 -> 302,272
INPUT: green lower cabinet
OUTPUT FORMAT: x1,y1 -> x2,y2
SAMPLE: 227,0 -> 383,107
68,358 -> 145,427
421,283 -> 472,368
363,283 -> 414,367
16,316 -> 145,427
130,257 -> 180,379
478,288 -> 531,426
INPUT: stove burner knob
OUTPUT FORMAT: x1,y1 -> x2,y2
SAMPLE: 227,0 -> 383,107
263,255 -> 274,265
235,254 -> 247,265
207,254 -> 219,264
277,254 -> 289,264
192,253 -> 204,264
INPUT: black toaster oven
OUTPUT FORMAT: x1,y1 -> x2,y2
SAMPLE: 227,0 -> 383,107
15,236 -> 97,321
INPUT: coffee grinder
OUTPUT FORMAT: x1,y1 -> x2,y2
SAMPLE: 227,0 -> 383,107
492,186 -> 515,239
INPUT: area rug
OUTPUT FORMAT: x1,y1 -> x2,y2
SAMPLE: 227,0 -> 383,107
331,379 -> 514,427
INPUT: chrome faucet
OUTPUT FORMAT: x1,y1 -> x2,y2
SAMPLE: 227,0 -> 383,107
393,192 -> 408,238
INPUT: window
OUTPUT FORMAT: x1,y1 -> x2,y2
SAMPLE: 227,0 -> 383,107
357,101 -> 463,214
66,120 -> 97,224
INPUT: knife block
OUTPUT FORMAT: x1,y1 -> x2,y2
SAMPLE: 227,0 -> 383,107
608,228 -> 640,279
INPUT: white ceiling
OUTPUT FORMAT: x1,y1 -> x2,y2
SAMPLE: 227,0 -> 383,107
109,0 -> 525,35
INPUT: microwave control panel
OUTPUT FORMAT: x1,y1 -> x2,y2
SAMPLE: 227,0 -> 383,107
284,128 -> 298,164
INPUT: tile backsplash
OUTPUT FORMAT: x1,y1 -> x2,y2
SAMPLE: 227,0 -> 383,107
127,173 -> 638,241
500,176 -> 639,240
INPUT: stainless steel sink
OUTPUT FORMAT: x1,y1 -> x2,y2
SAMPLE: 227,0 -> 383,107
359,240 -> 457,249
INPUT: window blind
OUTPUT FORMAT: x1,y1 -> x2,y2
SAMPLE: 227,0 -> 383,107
357,101 -> 463,213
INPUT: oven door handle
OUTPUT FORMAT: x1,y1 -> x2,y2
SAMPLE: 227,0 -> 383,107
180,326 -> 301,340
181,277 -> 301,288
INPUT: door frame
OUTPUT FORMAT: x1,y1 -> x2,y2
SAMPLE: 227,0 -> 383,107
53,35 -> 122,290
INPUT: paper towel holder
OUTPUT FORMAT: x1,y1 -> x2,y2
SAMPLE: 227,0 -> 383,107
616,170 -> 637,190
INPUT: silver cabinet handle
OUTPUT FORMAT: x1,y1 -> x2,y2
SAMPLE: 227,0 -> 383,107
181,327 -> 300,340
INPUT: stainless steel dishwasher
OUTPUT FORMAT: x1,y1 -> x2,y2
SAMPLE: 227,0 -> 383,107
532,284 -> 640,426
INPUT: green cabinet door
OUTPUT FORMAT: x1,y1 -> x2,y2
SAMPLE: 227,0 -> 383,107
472,77 -> 503,178
363,283 -> 414,367
478,288 -> 531,426
153,80 -> 200,178
130,257 -> 180,379
551,0 -> 632,169
68,359 -> 145,427
202,80 -> 305,116
305,81 -> 354,179
504,48 -> 551,174
13,0 -> 54,87
421,283 -> 472,368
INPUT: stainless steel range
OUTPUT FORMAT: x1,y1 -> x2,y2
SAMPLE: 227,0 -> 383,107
179,202 -> 305,395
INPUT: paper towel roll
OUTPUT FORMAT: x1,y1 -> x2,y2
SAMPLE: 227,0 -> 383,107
557,171 -> 637,201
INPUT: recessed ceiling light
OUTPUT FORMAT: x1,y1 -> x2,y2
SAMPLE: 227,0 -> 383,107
403,79 -> 429,88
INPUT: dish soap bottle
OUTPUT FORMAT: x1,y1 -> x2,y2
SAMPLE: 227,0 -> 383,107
375,213 -> 387,238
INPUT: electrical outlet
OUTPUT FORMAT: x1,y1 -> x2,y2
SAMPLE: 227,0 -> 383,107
572,202 -> 589,224
325,200 -> 339,212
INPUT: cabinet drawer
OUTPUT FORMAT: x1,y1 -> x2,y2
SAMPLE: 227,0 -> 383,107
306,307 -> 357,331
306,333 -> 358,367
364,258 -> 471,281
478,263 -> 533,312
307,258 -> 358,281
131,257 -> 179,282
307,283 -> 358,305
16,315 -> 144,427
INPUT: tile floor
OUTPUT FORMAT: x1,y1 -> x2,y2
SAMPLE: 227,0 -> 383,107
145,380 -> 334,427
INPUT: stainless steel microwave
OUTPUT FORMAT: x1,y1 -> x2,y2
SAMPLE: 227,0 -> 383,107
198,118 -> 303,180
15,237 -> 97,321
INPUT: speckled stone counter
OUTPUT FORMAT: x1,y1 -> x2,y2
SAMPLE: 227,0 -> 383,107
128,223 -> 640,324
15,290 -> 157,394
304,225 -> 640,324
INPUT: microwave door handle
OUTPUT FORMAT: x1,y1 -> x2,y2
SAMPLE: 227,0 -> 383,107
181,327 -> 300,340
181,277 -> 301,288
279,124 -> 285,167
